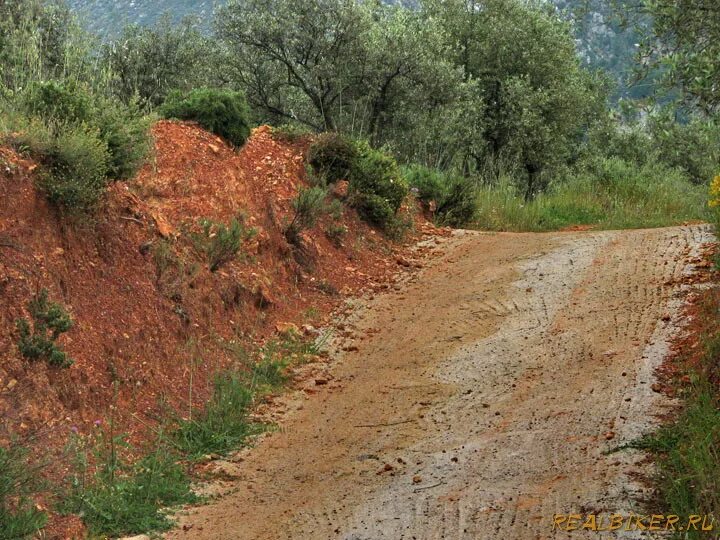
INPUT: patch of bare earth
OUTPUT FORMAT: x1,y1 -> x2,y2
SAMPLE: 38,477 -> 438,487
165,225 -> 713,540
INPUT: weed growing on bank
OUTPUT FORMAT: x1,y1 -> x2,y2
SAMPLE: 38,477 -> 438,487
0,443 -> 47,539
61,428 -> 196,538
16,288 -> 74,368
174,330 -> 319,459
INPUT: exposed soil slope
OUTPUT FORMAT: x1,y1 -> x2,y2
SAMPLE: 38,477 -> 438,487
166,225 -> 713,540
0,122 -> 434,507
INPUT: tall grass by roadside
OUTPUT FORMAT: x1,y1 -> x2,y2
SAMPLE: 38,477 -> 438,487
629,288 -> 720,538
62,433 -> 197,538
174,331 -> 319,459
0,443 -> 47,539
59,330 -> 322,537
473,158 -> 709,232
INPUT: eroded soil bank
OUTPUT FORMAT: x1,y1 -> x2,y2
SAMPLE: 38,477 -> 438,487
167,225 -> 713,540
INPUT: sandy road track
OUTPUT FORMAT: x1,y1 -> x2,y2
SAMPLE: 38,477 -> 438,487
166,226 -> 712,540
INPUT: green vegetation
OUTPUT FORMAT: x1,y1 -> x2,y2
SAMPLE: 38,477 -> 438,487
62,429 -> 196,537
0,3 -> 144,213
172,371 -> 259,460
404,165 -> 479,227
285,186 -> 331,244
56,331 -> 319,536
307,133 -> 357,184
641,0 -> 720,113
174,332 -> 314,459
161,88 -> 252,147
16,288 -> 74,368
0,444 -> 47,540
627,290 -> 720,537
306,134 -> 410,234
3,0 -> 720,534
190,217 -> 257,272
3,78 -> 150,213
102,16 -> 219,108
2,0 -> 718,228
473,159 -> 708,232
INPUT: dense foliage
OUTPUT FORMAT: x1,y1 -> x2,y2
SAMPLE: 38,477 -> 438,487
102,17 -> 219,107
641,0 -> 720,113
161,88 -> 252,147
0,2 -> 152,213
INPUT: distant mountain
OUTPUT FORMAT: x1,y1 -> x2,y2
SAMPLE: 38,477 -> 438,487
66,0 -> 221,33
555,0 -> 650,100
68,0 -> 645,100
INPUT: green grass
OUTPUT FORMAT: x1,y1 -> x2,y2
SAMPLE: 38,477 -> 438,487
0,444 -> 47,540
631,384 -> 720,538
62,441 -> 197,538
56,331 -> 322,538
173,331 -> 318,460
472,158 -> 709,232
172,370 -> 262,460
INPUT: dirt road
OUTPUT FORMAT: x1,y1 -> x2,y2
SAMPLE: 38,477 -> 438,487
167,226 -> 712,540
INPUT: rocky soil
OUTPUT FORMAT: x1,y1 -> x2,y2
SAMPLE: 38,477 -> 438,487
164,225 -> 713,540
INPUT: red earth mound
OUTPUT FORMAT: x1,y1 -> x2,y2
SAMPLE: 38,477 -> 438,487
0,121 -> 441,537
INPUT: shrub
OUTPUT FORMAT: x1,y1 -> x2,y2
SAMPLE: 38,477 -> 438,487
190,217 -> 256,272
285,186 -> 329,243
404,165 -> 478,227
307,132 -> 357,184
93,98 -> 153,180
39,126 -> 111,211
403,164 -> 446,207
349,141 -> 408,214
8,118 -> 110,212
8,81 -> 151,211
16,288 -> 74,368
161,88 -> 251,147
21,80 -> 93,126
436,175 -> 479,227
0,444 -> 47,540
583,121 -> 657,167
354,193 -> 396,229
19,81 -> 151,182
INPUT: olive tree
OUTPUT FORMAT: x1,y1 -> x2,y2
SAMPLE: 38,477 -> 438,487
217,0 -> 367,131
641,0 -> 720,113
426,0 -> 607,197
216,0 -> 463,151
102,16 -> 219,107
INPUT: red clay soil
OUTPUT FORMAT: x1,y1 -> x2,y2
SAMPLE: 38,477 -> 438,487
0,121 -> 441,538
655,242 -> 719,395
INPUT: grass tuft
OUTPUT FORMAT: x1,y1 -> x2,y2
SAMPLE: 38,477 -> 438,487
0,444 -> 47,540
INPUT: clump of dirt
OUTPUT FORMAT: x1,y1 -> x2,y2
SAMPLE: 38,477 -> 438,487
0,122 -> 440,537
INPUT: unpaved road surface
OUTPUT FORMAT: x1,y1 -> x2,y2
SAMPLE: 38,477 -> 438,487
168,226 -> 712,540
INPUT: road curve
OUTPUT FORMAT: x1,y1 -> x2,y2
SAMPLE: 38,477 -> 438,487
166,225 -> 712,540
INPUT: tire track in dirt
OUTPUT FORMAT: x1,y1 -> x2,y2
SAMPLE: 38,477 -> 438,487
165,225 -> 712,540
